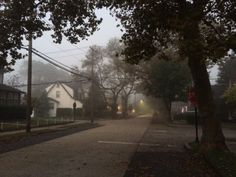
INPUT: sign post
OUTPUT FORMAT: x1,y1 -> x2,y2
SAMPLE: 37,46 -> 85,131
188,87 -> 199,143
73,102 -> 77,122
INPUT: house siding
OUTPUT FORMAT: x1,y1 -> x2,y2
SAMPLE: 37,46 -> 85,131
46,83 -> 82,117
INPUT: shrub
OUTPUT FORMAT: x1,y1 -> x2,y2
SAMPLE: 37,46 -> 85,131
177,112 -> 196,124
56,108 -> 83,118
0,105 -> 27,121
56,108 -> 73,118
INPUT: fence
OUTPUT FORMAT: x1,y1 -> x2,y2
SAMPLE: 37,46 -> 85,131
0,118 -> 74,132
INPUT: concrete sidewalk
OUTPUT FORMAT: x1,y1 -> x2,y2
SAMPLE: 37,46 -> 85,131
123,121 -> 224,177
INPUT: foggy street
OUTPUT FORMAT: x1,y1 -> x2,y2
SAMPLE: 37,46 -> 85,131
0,116 -> 151,177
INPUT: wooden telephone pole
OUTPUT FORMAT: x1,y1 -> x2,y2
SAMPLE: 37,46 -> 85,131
90,47 -> 95,124
26,33 -> 32,133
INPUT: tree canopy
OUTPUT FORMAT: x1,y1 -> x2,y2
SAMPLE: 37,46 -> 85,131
99,0 -> 236,151
224,85 -> 236,107
0,0 -> 101,68
100,0 -> 236,62
141,58 -> 191,113
217,52 -> 236,88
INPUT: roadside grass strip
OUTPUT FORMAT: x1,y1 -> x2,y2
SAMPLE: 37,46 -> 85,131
189,142 -> 236,177
205,150 -> 236,177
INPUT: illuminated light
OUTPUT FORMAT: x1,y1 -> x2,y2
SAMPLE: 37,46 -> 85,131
140,99 -> 144,104
118,106 -> 121,110
132,109 -> 136,113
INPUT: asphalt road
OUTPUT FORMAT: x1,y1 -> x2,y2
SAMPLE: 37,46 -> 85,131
0,116 -> 151,177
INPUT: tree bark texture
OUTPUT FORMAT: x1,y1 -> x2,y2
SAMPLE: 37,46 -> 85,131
111,95 -> 118,118
122,96 -> 128,118
184,21 -> 227,151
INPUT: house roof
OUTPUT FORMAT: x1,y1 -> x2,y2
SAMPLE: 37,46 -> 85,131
0,84 -> 24,93
48,97 -> 60,103
46,82 -> 77,100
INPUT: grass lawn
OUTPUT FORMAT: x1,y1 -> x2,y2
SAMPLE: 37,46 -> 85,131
189,142 -> 236,177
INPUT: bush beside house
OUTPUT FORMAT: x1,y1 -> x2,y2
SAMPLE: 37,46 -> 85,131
0,105 -> 27,121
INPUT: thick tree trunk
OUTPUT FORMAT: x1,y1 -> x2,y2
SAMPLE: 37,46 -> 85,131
111,96 -> 118,118
188,58 -> 227,151
153,98 -> 171,123
184,21 -> 227,151
122,96 -> 128,118
163,99 -> 172,122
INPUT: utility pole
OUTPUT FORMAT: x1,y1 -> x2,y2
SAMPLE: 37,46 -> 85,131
90,47 -> 95,124
73,101 -> 76,122
26,33 -> 32,133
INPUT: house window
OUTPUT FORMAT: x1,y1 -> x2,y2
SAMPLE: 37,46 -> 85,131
56,91 -> 60,98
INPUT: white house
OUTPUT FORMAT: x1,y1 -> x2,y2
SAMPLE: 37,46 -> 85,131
45,82 -> 83,117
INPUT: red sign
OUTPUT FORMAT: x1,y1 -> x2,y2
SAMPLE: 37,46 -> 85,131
188,87 -> 197,106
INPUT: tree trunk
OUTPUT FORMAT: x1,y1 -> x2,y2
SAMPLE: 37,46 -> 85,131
111,96 -> 118,118
122,96 -> 128,118
163,99 -> 172,122
184,21 -> 227,151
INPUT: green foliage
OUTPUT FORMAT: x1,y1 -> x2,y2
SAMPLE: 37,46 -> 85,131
56,108 -> 82,118
176,112 -> 195,125
224,86 -> 236,107
0,0 -> 101,68
34,92 -> 50,118
83,80 -> 107,118
189,142 -> 236,177
141,59 -> 191,111
56,108 -> 73,118
102,1 -> 236,63
0,105 -> 27,121
205,150 -> 236,177
217,53 -> 236,88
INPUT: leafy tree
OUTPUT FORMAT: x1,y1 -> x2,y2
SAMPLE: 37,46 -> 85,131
217,52 -> 236,88
98,0 -> 236,151
34,92 -> 50,117
83,77 -> 107,118
103,38 -> 139,118
70,66 -> 88,102
141,58 -> 191,120
223,85 -> 236,119
81,46 -> 108,118
0,0 -> 101,69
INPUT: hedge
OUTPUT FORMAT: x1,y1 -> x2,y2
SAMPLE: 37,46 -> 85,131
56,108 -> 82,118
0,105 -> 27,121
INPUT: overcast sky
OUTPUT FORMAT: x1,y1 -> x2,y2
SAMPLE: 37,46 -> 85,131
8,9 -> 122,74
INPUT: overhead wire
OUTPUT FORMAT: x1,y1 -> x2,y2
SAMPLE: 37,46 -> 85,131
44,46 -> 89,55
13,79 -> 87,88
22,46 -> 91,80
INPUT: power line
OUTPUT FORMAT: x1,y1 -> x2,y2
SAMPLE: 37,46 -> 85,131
22,46 -> 91,80
45,46 -> 89,55
32,48 -> 79,73
13,79 -> 87,88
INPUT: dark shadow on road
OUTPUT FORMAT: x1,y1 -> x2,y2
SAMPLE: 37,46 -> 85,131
0,123 -> 102,154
